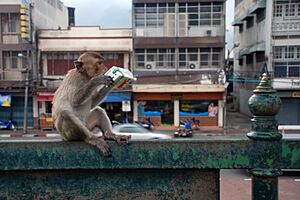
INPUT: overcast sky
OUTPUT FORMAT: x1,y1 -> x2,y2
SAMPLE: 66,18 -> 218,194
60,0 -> 234,49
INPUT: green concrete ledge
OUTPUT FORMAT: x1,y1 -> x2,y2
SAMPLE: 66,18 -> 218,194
0,138 -> 299,170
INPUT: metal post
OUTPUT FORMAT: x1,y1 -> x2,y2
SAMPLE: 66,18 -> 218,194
247,74 -> 282,200
23,68 -> 29,134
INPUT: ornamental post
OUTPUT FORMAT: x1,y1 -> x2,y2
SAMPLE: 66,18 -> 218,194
247,73 -> 282,200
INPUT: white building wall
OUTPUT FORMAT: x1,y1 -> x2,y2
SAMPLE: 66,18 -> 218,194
39,27 -> 132,52
32,0 -> 68,30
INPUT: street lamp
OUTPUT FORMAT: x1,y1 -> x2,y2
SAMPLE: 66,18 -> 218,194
224,42 -> 239,131
18,53 -> 29,134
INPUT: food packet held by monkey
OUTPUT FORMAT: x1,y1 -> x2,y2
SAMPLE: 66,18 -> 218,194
52,52 -> 132,157
104,66 -> 134,89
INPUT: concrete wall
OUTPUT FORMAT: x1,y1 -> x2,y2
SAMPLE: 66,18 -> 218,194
239,88 -> 252,116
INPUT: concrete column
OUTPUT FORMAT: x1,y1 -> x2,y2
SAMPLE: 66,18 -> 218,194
32,97 -> 38,118
133,100 -> 138,122
174,100 -> 180,126
218,100 -> 224,127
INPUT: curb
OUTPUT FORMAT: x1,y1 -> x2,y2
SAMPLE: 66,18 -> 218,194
0,133 -> 60,138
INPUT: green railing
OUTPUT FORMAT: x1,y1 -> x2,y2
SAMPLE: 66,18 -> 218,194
0,74 -> 299,200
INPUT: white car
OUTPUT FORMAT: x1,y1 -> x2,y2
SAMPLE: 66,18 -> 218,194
113,124 -> 172,140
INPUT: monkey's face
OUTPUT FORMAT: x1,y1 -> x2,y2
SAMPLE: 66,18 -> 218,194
85,58 -> 108,78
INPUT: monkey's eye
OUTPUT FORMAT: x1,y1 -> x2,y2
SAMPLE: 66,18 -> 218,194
98,61 -> 103,65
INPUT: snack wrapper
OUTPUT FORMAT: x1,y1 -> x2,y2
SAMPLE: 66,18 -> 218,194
104,66 -> 134,89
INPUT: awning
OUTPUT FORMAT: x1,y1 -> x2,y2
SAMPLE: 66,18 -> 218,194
232,18 -> 243,26
37,96 -> 53,102
103,92 -> 131,103
234,52 -> 243,60
249,42 -> 265,53
241,13 -> 254,21
239,48 -> 250,56
36,92 -> 54,102
249,0 -> 266,14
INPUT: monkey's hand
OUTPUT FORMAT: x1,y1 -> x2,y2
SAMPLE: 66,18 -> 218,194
104,132 -> 131,144
91,75 -> 114,87
84,137 -> 112,157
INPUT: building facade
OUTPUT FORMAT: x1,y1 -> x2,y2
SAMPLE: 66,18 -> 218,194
36,27 -> 133,129
0,0 -> 69,128
232,0 -> 300,126
131,0 -> 226,129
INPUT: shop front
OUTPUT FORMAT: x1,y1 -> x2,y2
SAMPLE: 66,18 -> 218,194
132,84 -> 225,130
33,91 -> 132,129
0,94 -> 33,128
100,92 -> 132,123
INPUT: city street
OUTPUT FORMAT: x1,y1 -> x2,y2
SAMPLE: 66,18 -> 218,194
221,169 -> 300,200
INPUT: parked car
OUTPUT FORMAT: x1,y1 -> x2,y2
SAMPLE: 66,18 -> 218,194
113,124 -> 172,140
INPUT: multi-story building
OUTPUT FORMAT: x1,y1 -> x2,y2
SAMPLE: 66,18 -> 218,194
36,27 -> 132,129
0,0 -> 70,128
131,0 -> 226,129
232,0 -> 300,126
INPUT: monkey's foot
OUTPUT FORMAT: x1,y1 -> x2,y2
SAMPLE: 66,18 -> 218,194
104,133 -> 131,144
85,137 -> 111,157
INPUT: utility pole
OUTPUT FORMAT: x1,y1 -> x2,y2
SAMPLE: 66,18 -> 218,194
23,68 -> 29,134
19,53 -> 30,134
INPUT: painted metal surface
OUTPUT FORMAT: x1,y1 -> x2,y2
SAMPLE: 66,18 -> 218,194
0,169 -> 219,200
0,139 -> 299,170
247,74 -> 283,200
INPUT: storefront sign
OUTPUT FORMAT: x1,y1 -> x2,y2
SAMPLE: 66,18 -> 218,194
292,91 -> 300,98
0,94 -> 11,107
122,101 -> 131,112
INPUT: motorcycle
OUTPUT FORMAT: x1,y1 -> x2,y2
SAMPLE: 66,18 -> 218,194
0,119 -> 17,131
174,120 -> 193,137
191,117 -> 200,130
135,118 -> 154,131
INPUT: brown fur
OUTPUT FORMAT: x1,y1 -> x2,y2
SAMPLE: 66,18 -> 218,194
52,52 -> 130,157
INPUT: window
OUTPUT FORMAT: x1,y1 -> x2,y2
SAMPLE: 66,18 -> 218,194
2,51 -> 28,70
284,46 -> 295,59
134,3 -> 175,36
274,62 -> 300,78
256,9 -> 266,23
180,100 -> 212,114
246,54 -> 253,64
256,52 -> 265,63
288,67 -> 300,77
212,48 -> 221,66
285,4 -> 296,17
1,13 -> 19,33
239,24 -> 244,33
274,66 -> 287,77
246,17 -> 254,29
274,47 -> 282,59
297,47 -> 300,58
135,48 -> 175,70
145,100 -> 174,125
200,48 -> 209,66
274,4 -> 282,17
179,2 -> 223,27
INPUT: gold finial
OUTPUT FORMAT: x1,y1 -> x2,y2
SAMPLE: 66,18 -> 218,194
253,73 -> 275,93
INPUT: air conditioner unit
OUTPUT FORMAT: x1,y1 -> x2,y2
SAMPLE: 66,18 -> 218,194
188,61 -> 198,69
206,30 -> 212,36
145,62 -> 156,70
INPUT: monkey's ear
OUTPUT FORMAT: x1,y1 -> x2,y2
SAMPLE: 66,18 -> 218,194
74,60 -> 85,73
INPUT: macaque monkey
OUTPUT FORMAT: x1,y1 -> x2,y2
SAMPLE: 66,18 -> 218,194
52,52 -> 131,156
